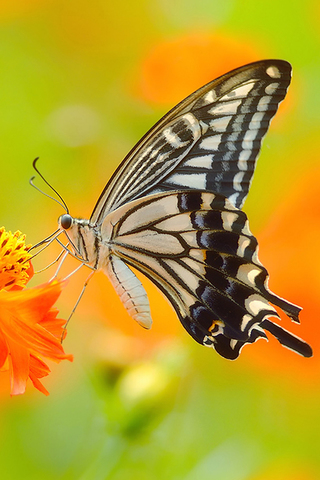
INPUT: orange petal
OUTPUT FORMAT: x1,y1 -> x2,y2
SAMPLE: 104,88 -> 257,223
0,280 -> 64,325
7,339 -> 29,396
0,278 -> 72,395
28,371 -> 50,396
39,309 -> 67,339
0,328 -> 8,368
29,355 -> 51,378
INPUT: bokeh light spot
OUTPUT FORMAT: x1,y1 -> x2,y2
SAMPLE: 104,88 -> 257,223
45,104 -> 101,147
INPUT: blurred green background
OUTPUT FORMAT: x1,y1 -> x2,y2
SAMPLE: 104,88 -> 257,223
1,1 -> 320,479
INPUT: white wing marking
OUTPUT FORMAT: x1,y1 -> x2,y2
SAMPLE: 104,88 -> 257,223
183,155 -> 213,169
156,213 -> 193,232
209,116 -> 233,132
181,256 -> 206,275
208,99 -> 242,115
266,65 -> 281,78
265,82 -> 278,94
236,236 -> 251,257
245,293 -> 277,316
233,171 -> 245,191
168,173 -> 207,189
180,231 -> 199,248
257,96 -> 272,111
117,195 -> 179,235
243,129 -> 259,142
219,81 -> 255,100
248,112 -> 265,128
117,230 -> 184,255
199,135 -> 222,151
236,264 -> 262,287
165,259 -> 200,291
227,192 -> 240,206
203,90 -> 217,104
221,211 -> 240,231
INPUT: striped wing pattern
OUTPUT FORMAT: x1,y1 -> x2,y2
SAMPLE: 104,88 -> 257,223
59,60 -> 311,358
91,60 -> 291,224
104,191 -> 312,359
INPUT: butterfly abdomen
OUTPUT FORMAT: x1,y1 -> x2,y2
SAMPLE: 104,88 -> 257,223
103,254 -> 152,329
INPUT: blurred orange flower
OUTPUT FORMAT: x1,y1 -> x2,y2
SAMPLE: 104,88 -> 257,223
136,32 -> 263,106
241,164 -> 320,382
0,227 -> 72,396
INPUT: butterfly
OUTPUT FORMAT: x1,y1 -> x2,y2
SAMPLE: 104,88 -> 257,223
56,59 -> 312,359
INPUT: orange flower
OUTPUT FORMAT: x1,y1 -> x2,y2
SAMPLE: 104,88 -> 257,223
0,227 -> 72,396
0,227 -> 33,291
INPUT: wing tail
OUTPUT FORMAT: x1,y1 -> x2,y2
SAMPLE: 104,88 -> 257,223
261,319 -> 312,357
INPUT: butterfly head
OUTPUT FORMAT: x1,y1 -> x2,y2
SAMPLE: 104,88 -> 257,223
58,213 -> 82,247
59,213 -> 73,230
58,213 -> 79,250
58,214 -> 98,266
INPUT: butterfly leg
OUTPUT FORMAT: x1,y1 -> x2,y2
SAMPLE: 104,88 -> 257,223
33,248 -> 66,274
61,269 -> 96,342
28,229 -> 63,261
50,250 -> 69,281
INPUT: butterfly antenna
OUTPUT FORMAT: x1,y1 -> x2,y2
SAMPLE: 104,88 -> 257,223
30,157 -> 69,213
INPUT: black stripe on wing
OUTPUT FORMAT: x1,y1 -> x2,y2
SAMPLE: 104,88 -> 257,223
108,190 -> 312,359
91,60 -> 291,225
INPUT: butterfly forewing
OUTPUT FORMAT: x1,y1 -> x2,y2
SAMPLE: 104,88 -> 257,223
102,190 -> 312,359
91,60 -> 291,224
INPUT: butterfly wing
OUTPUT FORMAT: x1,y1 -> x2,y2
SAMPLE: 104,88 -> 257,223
102,191 -> 312,359
91,59 -> 291,224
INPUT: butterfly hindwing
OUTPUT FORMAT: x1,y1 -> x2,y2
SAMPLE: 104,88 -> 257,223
102,190 -> 312,359
91,59 -> 291,224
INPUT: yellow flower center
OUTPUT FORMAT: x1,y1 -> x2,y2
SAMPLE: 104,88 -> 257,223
0,227 -> 32,290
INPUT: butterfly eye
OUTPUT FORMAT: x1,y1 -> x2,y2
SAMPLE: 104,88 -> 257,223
59,214 -> 73,230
